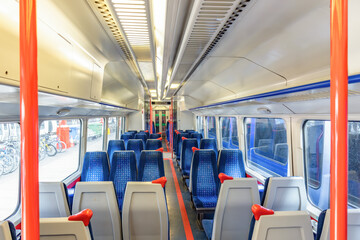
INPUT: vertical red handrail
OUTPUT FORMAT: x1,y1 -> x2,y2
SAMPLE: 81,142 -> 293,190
150,100 -> 153,134
170,98 -> 174,159
20,0 -> 39,239
330,0 -> 348,239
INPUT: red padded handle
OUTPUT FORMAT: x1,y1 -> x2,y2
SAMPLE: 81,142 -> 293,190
157,137 -> 162,140
192,147 -> 200,153
182,137 -> 187,140
155,147 -> 164,153
152,177 -> 167,188
218,173 -> 233,183
68,209 -> 93,226
252,204 -> 274,221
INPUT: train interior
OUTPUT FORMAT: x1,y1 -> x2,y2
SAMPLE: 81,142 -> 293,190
0,0 -> 360,239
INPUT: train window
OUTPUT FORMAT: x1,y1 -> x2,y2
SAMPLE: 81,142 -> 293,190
219,117 -> 239,149
304,120 -> 360,210
87,118 -> 104,151
206,116 -> 217,139
0,122 -> 20,220
108,117 -> 117,141
196,116 -> 204,136
119,117 -> 125,137
39,120 -> 81,181
244,118 -> 288,177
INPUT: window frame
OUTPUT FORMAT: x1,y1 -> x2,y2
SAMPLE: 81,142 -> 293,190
205,116 -> 217,140
219,116 -> 240,150
86,117 -> 105,152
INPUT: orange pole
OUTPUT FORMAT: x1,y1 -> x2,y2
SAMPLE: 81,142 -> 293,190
20,0 -> 39,239
170,98 -> 174,159
149,100 -> 153,134
330,0 -> 348,239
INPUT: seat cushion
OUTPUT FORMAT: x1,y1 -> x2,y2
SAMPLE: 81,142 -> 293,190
202,219 -> 214,240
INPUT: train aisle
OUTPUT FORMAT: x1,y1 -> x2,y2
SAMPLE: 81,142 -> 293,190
163,151 -> 207,240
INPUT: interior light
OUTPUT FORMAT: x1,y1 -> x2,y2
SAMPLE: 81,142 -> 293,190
112,0 -> 145,4
170,83 -> 179,89
150,89 -> 156,93
56,108 -> 71,116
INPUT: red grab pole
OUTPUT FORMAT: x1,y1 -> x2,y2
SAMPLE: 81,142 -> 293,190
330,0 -> 348,239
170,98 -> 174,159
20,0 -> 39,239
150,100 -> 153,134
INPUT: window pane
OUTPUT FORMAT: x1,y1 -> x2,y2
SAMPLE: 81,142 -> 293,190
39,120 -> 81,181
119,117 -> 124,137
108,117 -> 117,141
197,116 -> 204,136
87,118 -> 104,151
245,118 -> 288,177
207,116 -> 217,139
304,120 -> 360,210
0,123 -> 20,220
220,117 -> 239,149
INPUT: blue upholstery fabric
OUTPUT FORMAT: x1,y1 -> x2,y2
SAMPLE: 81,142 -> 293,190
248,217 -> 255,240
177,133 -> 190,160
174,132 -> 179,154
140,130 -> 150,138
107,140 -> 125,165
149,133 -> 161,139
109,151 -> 137,211
134,133 -> 147,148
191,132 -> 203,147
62,182 -> 72,213
7,221 -> 16,240
146,139 -> 162,150
260,177 -> 270,205
166,122 -> 169,141
217,149 -> 245,178
126,139 -> 144,168
181,139 -> 198,176
316,209 -> 328,240
125,131 -> 136,138
138,150 -> 165,181
191,150 -> 219,208
121,134 -> 133,148
202,219 -> 214,240
200,138 -> 218,160
81,152 -> 109,181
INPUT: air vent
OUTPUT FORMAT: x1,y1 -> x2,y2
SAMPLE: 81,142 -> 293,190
167,0 -> 253,97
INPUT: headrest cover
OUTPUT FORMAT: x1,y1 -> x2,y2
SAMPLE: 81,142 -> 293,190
182,137 -> 187,140
68,209 -> 93,226
192,147 -> 200,153
152,177 -> 167,188
218,173 -> 233,183
145,130 -> 149,133
155,147 -> 164,153
157,132 -> 162,135
251,204 -> 274,221
157,137 -> 162,140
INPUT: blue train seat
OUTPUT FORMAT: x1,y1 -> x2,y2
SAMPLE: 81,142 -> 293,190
0,221 -> 17,240
121,133 -> 133,148
149,133 -> 161,139
191,132 -> 203,147
174,131 -> 180,154
73,182 -> 122,240
39,182 -> 71,218
316,209 -> 360,240
180,138 -> 198,176
200,138 -> 218,160
138,150 -> 165,182
217,149 -> 245,178
81,151 -> 109,182
122,182 -> 169,240
125,131 -> 136,138
177,133 -> 189,160
140,130 -> 150,138
146,139 -> 162,150
202,178 -> 260,240
109,151 -> 137,211
134,133 -> 147,148
126,139 -> 144,168
191,149 -> 219,209
185,129 -> 195,134
107,140 -> 125,165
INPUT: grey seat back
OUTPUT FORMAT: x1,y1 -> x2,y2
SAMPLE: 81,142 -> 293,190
212,178 -> 260,240
122,182 -> 169,240
263,177 -> 307,211
319,209 -> 360,240
72,182 -> 122,240
39,182 -> 70,218
40,217 -> 92,240
0,221 -> 16,240
251,211 -> 313,240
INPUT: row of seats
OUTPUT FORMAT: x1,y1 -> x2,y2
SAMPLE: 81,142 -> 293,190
108,139 -> 163,167
37,180 -> 169,239
82,150 -> 165,210
121,131 -> 161,149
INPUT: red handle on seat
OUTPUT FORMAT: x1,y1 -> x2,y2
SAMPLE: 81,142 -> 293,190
157,137 -> 162,140
192,147 -> 200,153
145,130 -> 149,133
152,177 -> 167,188
251,204 -> 274,221
157,132 -> 162,134
182,137 -> 187,140
155,147 -> 164,153
218,173 -> 233,183
68,209 -> 93,226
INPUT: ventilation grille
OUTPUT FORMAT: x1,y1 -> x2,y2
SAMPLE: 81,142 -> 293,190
168,0 -> 253,96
